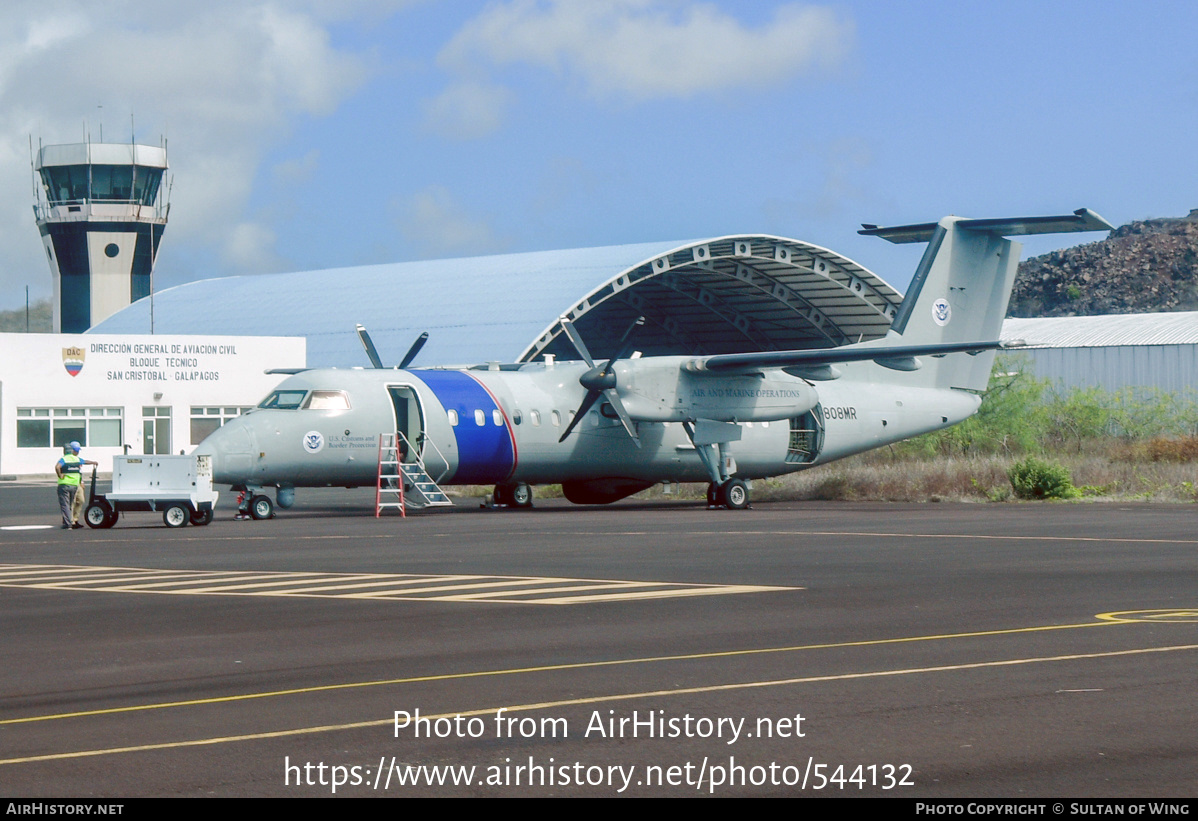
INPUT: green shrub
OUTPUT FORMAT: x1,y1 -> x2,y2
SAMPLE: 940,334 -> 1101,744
1007,457 -> 1081,499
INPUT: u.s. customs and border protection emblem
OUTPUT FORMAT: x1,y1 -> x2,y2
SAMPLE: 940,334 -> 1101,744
932,298 -> 951,326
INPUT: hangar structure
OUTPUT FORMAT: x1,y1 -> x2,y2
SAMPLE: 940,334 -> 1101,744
92,236 -> 905,368
1002,311 -> 1198,394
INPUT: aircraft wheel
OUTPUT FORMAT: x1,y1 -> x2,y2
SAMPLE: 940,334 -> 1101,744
510,482 -> 533,508
706,482 -> 719,507
85,501 -> 114,529
492,484 -> 511,506
720,479 -> 750,510
163,505 -> 190,528
190,508 -> 213,526
250,494 -> 275,520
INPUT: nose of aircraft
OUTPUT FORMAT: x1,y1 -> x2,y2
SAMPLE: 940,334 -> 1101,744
195,415 -> 256,485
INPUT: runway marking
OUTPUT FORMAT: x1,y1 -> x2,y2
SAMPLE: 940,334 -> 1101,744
0,563 -> 794,606
1098,609 -> 1198,623
0,525 -> 53,531
0,611 -> 1164,727
3,642 -> 1196,766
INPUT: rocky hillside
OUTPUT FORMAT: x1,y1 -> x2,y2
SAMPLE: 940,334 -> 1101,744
1008,211 -> 1198,317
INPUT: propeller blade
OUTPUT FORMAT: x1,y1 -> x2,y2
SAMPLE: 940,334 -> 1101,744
605,316 -> 645,373
602,389 -> 641,448
355,324 -> 384,369
558,318 -> 595,367
558,389 -> 602,443
398,332 -> 429,369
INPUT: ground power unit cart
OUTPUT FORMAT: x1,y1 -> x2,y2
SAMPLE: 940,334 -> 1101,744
84,454 -> 219,528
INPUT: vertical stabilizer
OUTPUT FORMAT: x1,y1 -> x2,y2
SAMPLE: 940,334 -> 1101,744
859,209 -> 1111,391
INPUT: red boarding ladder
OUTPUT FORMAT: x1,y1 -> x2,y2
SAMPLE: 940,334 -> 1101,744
375,433 -> 405,518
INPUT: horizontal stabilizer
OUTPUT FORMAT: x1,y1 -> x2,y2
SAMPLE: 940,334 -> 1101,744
684,339 -> 1001,374
859,208 -> 1113,244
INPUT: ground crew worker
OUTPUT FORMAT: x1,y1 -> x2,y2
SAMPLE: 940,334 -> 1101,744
55,441 -> 97,529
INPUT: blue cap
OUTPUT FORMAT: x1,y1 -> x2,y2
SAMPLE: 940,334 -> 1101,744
69,441 -> 81,451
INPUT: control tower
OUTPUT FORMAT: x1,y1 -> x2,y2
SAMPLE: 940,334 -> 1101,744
33,141 -> 170,332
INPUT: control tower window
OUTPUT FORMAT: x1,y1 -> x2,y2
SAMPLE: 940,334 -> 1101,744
40,165 -> 165,205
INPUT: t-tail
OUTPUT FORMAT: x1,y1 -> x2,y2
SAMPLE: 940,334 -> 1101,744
858,208 -> 1113,391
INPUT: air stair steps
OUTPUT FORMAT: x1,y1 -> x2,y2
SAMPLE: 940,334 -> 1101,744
399,463 -> 453,509
376,433 -> 453,516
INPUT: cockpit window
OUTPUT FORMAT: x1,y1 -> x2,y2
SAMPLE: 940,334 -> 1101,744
258,389 -> 308,410
302,390 -> 351,410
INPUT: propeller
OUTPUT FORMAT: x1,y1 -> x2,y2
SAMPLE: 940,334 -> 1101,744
557,315 -> 644,448
356,324 -> 429,369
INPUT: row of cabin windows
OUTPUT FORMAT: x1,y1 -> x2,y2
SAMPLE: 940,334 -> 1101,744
447,408 -> 569,428
443,408 -> 774,430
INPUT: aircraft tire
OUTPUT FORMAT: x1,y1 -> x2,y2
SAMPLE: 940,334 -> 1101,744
492,485 -> 511,506
190,508 -> 213,526
706,482 -> 719,507
720,479 -> 750,510
510,482 -> 533,508
163,505 -> 190,528
250,494 -> 274,520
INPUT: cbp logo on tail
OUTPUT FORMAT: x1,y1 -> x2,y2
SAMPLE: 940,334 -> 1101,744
62,347 -> 85,377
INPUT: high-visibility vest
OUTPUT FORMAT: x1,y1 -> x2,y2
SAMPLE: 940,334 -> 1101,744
58,454 -> 83,487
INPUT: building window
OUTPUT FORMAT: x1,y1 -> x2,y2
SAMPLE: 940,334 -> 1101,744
16,408 -> 123,448
190,406 -> 252,446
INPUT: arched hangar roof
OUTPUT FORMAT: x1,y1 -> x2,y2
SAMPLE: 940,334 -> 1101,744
90,236 -> 902,367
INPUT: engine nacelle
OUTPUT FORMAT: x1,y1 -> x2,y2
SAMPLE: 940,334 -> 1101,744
617,359 -> 819,423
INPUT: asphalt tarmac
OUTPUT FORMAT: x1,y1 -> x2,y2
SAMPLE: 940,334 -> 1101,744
1,483 -> 1195,797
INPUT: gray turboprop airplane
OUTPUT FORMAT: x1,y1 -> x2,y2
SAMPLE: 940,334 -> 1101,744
194,209 -> 1111,518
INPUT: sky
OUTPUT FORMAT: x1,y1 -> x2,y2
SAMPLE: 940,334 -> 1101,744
1,0 -> 1196,312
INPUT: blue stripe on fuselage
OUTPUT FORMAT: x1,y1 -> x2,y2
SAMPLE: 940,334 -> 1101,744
416,370 -> 515,484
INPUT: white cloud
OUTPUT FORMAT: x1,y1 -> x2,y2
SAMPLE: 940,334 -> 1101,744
0,2 -> 403,306
224,221 -> 285,272
397,185 -> 506,258
423,81 -> 513,140
438,0 -> 854,100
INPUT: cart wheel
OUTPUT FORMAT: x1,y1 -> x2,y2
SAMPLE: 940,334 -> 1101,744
250,494 -> 274,520
163,505 -> 190,528
85,502 -> 114,529
190,508 -> 213,526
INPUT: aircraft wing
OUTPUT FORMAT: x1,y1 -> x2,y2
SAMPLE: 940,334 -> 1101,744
682,339 -> 1003,374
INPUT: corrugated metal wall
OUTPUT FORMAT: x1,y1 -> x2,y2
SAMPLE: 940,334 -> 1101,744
1013,344 -> 1198,393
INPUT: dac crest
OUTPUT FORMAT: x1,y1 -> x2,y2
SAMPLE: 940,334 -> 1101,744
62,346 -> 85,377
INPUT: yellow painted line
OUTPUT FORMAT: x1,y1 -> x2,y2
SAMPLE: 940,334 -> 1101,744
0,614 -> 1132,727
4,643 -> 1195,767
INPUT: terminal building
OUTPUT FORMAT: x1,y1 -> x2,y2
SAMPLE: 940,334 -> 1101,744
0,333 -> 304,478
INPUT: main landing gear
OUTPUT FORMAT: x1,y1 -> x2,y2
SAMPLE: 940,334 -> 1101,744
491,482 -> 534,509
707,478 -> 751,510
